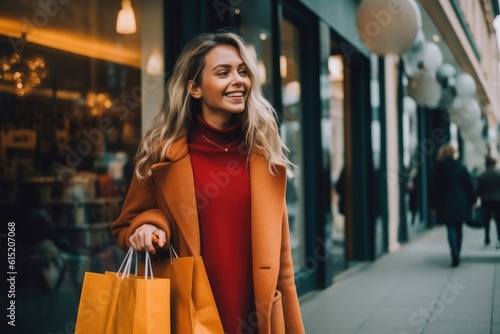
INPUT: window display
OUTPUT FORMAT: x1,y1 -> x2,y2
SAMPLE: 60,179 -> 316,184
0,1 -> 142,331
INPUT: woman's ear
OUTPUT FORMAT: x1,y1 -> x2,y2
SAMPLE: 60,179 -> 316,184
186,80 -> 201,99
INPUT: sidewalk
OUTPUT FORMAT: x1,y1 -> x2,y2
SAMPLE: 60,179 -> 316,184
300,225 -> 500,334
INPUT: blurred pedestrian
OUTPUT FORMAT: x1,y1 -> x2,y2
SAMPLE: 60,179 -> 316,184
429,143 -> 477,267
111,30 -> 305,333
476,156 -> 500,248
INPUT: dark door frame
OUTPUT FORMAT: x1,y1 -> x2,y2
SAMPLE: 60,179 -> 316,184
345,48 -> 374,262
277,0 -> 324,294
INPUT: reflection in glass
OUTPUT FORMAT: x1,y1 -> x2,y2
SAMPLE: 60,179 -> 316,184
0,1 -> 143,332
280,18 -> 305,271
323,53 -> 345,277
402,75 -> 421,228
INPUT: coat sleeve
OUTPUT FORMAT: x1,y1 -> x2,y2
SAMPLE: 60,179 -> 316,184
111,173 -> 171,251
277,199 -> 305,333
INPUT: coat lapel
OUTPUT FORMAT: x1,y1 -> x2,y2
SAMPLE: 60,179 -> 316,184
151,137 -> 201,256
250,153 -> 287,308
149,138 -> 287,274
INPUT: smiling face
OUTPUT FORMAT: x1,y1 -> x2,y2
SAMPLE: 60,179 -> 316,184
189,45 -> 252,129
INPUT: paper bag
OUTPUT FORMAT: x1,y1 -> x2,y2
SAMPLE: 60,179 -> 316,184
140,246 -> 224,334
75,248 -> 170,334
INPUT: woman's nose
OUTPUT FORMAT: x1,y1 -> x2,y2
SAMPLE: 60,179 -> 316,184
230,72 -> 243,85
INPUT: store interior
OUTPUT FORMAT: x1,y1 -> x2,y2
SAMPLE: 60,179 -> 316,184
0,4 -> 143,326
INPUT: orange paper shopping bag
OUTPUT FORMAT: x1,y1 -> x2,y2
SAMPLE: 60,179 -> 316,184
112,251 -> 170,333
75,248 -> 170,334
74,247 -> 136,334
140,244 -> 224,334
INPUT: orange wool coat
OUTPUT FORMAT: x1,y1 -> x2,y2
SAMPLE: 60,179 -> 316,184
111,136 -> 305,334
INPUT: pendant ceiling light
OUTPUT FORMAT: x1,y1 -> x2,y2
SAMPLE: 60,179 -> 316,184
116,0 -> 137,34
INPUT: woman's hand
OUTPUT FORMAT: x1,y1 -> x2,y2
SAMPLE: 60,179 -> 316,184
129,223 -> 167,254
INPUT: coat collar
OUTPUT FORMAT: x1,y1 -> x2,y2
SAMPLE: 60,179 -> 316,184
151,136 -> 287,260
164,134 -> 266,161
165,135 -> 189,162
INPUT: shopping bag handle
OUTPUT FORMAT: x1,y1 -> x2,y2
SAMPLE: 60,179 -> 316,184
115,247 -> 155,280
144,251 -> 154,280
116,247 -> 135,279
151,235 -> 179,261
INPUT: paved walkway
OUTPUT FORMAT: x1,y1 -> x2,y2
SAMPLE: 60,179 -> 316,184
300,224 -> 500,334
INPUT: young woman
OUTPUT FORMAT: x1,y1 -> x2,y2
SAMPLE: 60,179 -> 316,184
111,31 -> 305,334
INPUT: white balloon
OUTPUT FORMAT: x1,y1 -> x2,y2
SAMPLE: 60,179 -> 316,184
437,86 -> 456,110
356,0 -> 422,55
424,78 -> 443,108
448,96 -> 481,130
460,120 -> 483,142
402,30 -> 425,76
407,72 -> 442,107
403,41 -> 443,76
455,73 -> 476,97
421,42 -> 443,72
436,63 -> 457,88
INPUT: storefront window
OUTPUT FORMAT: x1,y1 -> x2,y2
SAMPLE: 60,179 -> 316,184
323,49 -> 346,277
234,0 -> 274,106
0,1 -> 142,331
402,74 -> 422,234
370,54 -> 386,257
280,18 -> 305,271
233,2 -> 305,274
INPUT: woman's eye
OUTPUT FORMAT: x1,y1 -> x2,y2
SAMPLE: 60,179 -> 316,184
217,71 -> 228,76
238,69 -> 248,76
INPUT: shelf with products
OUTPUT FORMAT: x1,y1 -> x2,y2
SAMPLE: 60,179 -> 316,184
44,196 -> 123,255
54,221 -> 116,255
46,197 -> 123,226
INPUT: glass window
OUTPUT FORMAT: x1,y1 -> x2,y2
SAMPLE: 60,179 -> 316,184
402,74 -> 421,230
401,75 -> 423,234
280,18 -> 305,271
322,48 -> 346,277
234,2 -> 306,271
0,1 -> 145,331
234,0 -> 274,105
370,54 -> 386,257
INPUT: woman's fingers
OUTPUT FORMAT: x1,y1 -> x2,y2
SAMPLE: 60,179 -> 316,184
129,237 -> 138,250
151,230 -> 166,247
129,224 -> 164,253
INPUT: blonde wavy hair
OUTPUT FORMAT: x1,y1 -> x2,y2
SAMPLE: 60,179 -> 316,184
135,30 -> 292,182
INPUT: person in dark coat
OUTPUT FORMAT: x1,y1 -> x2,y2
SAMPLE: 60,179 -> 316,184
429,143 -> 477,267
477,156 -> 500,248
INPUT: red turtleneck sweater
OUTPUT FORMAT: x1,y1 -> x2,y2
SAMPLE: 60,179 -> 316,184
188,114 -> 256,333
